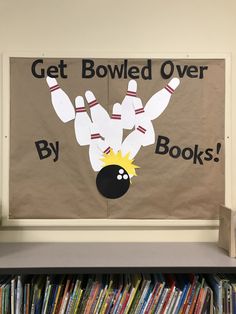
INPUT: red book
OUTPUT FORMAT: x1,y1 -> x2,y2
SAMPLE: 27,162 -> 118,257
160,275 -> 175,314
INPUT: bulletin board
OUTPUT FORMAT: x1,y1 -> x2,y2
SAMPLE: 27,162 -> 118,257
1,54 -> 229,225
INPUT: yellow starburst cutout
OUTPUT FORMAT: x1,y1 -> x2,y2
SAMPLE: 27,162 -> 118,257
100,149 -> 140,177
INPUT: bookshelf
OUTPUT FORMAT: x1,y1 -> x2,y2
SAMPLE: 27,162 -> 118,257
0,242 -> 236,274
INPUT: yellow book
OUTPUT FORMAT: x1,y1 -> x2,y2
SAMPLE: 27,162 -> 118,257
52,284 -> 62,314
93,288 -> 104,313
116,283 -> 131,314
100,280 -> 113,314
101,302 -> 108,314
69,279 -> 81,314
74,288 -> 83,313
124,275 -> 142,314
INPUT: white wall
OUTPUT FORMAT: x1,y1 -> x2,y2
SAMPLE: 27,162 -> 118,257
0,0 -> 235,242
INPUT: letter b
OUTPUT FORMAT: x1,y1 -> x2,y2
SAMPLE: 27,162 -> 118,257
82,59 -> 95,78
35,140 -> 52,160
155,135 -> 170,155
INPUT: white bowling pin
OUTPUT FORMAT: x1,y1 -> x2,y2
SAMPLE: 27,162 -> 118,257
120,80 -> 137,130
85,90 -> 110,138
89,124 -> 111,172
97,139 -> 111,156
145,78 -> 180,121
74,96 -> 92,146
133,98 -> 155,147
121,131 -> 142,160
46,76 -> 75,123
105,103 -> 123,153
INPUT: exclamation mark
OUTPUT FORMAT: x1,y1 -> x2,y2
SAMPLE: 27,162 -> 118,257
214,143 -> 221,162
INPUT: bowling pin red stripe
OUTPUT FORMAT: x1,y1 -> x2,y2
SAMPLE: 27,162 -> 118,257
137,126 -> 146,134
50,85 -> 60,92
165,85 -> 174,94
111,114 -> 121,120
89,100 -> 98,108
126,91 -> 136,97
135,108 -> 145,115
103,147 -> 111,154
91,133 -> 101,139
75,107 -> 86,113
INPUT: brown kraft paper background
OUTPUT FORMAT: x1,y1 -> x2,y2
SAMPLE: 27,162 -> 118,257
9,58 -> 225,219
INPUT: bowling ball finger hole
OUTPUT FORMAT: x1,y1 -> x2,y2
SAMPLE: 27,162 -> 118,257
96,165 -> 130,199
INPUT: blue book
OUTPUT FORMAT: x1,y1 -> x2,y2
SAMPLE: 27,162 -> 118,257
46,284 -> 57,314
206,274 -> 223,313
175,282 -> 191,313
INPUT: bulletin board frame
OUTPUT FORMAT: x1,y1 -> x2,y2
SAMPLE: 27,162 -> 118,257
0,52 -> 232,228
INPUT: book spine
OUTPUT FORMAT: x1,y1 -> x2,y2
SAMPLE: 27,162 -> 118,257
163,286 -> 176,314
74,289 -> 83,313
172,291 -> 182,314
95,285 -> 108,314
156,288 -> 169,314
193,286 -> 205,314
41,277 -> 50,314
150,283 -> 165,313
175,283 -> 190,314
139,285 -> 153,314
43,284 -> 52,314
189,283 -> 201,314
11,279 -> 15,314
160,284 -> 175,314
166,288 -> 178,314
5,286 -> 11,314
124,287 -> 137,314
112,291 -> 123,314
0,287 -> 3,314
59,291 -> 69,314
58,279 -> 71,314
135,281 -> 150,314
144,282 -> 160,314
65,279 -> 80,314
52,285 -> 63,314
89,284 -> 102,313
94,288 -> 104,314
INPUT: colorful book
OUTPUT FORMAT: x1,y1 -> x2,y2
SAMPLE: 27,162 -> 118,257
143,281 -> 161,314
124,274 -> 141,314
155,287 -> 169,313
160,274 -> 176,314
193,278 -> 207,314
58,276 -> 73,314
89,282 -> 102,313
150,282 -> 166,313
201,286 -> 213,314
174,281 -> 191,314
11,277 -> 16,314
3,280 -> 11,314
77,277 -> 94,313
100,278 -> 114,314
188,281 -> 201,314
167,287 -> 179,314
53,277 -> 65,314
183,275 -> 199,313
110,283 -> 123,314
173,289 -> 183,313
73,288 -> 83,313
66,278 -> 81,314
139,281 -> 153,314
206,273 -> 226,313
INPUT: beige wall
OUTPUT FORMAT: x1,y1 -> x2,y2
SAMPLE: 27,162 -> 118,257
0,0 -> 235,242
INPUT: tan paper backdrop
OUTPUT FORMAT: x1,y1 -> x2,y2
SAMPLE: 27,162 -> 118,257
9,57 -> 225,219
